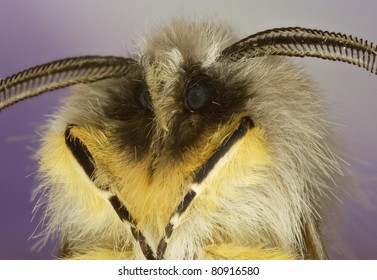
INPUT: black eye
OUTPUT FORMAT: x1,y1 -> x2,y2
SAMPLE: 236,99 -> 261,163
185,75 -> 216,112
135,85 -> 151,110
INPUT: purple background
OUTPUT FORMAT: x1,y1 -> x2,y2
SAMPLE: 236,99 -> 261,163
0,0 -> 376,259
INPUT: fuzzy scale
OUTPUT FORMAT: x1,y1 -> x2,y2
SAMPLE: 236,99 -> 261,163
34,19 -> 340,259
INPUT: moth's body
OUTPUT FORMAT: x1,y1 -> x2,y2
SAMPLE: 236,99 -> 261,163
34,19 -> 340,259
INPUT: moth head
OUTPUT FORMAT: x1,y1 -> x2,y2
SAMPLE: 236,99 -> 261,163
129,20 -> 253,160
60,20 -> 264,205
1,19 -> 376,259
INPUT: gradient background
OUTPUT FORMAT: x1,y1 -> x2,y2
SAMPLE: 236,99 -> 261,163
0,0 -> 376,259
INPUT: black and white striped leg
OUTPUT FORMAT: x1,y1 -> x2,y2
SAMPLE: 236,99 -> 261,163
155,118 -> 253,259
109,195 -> 156,260
156,189 -> 197,259
65,124 -> 156,260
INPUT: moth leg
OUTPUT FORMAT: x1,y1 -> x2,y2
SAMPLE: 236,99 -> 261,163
63,124 -> 155,260
56,124 -> 127,257
202,244 -> 296,260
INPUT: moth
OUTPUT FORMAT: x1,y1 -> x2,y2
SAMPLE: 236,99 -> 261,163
0,19 -> 376,260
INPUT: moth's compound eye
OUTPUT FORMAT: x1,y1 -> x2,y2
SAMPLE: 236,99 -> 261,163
185,74 -> 216,112
135,84 -> 151,110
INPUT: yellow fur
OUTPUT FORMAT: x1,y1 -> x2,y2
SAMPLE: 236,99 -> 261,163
91,124 -> 269,232
63,246 -> 294,260
63,245 -> 294,260
203,244 -> 296,260
38,132 -> 108,209
64,249 -> 134,260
